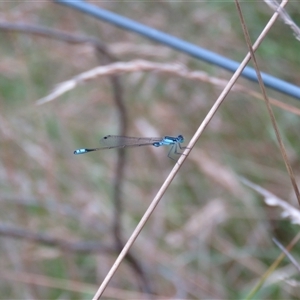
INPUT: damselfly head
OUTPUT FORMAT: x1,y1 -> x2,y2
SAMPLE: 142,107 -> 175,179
177,135 -> 184,143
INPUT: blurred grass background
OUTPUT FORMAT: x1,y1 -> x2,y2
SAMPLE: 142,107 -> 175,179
0,1 -> 300,299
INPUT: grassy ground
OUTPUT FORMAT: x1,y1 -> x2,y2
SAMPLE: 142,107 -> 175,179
0,1 -> 300,299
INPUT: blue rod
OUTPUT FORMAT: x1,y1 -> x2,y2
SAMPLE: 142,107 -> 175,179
55,0 -> 300,100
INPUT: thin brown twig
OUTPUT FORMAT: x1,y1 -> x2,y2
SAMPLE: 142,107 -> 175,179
235,0 -> 300,206
0,21 -> 151,294
93,35 -> 153,297
0,225 -> 114,254
0,22 -> 116,60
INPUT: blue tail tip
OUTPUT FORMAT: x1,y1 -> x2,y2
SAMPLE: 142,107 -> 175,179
74,149 -> 87,155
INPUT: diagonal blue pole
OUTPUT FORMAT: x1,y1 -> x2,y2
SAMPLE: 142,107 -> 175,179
54,0 -> 300,100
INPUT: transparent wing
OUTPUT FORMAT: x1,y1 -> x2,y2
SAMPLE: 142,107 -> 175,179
100,135 -> 162,148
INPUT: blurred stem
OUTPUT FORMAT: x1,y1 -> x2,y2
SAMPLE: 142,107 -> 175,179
87,33 -> 153,295
0,21 -> 152,294
245,232 -> 300,299
234,0 -> 300,206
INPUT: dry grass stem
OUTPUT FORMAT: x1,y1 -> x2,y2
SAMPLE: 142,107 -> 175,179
235,0 -> 300,206
36,59 -> 299,115
240,177 -> 300,225
264,0 -> 300,41
273,238 -> 300,272
93,1 -> 288,298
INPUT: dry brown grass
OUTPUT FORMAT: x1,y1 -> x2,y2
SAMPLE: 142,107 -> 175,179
0,1 -> 300,299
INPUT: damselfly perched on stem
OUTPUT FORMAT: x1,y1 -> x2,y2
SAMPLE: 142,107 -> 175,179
74,135 -> 185,159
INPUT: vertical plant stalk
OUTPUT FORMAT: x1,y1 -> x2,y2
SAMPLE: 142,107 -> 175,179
273,238 -> 300,272
234,0 -> 300,298
108,76 -> 152,293
0,22 -> 151,294
245,232 -> 300,299
92,1 -> 289,298
234,0 -> 300,206
94,39 -> 153,294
